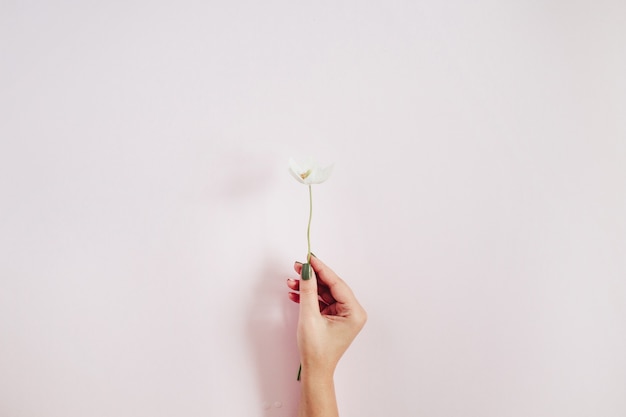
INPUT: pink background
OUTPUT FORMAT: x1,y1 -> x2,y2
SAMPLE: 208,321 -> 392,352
1,1 -> 625,416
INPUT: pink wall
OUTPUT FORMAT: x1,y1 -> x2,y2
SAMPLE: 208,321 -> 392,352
1,1 -> 625,416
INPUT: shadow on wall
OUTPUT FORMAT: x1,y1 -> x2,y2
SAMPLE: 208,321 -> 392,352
246,257 -> 300,417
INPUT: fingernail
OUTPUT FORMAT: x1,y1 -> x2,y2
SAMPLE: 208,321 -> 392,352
301,263 -> 311,280
310,252 -> 317,258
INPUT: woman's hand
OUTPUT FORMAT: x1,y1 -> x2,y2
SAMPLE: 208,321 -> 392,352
287,255 -> 367,379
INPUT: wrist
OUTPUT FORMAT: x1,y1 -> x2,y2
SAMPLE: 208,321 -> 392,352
298,367 -> 338,417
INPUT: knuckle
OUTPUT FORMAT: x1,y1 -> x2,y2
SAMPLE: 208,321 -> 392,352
356,307 -> 368,326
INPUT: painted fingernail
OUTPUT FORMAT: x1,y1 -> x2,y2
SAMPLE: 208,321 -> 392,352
301,263 -> 311,280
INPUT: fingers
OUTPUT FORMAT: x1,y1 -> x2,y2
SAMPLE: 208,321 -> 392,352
287,278 -> 299,291
308,256 -> 340,287
317,284 -> 335,305
290,262 -> 336,303
309,256 -> 355,306
297,263 -> 321,315
288,291 -> 299,303
291,258 -> 351,306
288,277 -> 331,297
287,292 -> 330,311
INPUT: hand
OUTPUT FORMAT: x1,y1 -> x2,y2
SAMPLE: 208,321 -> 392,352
287,256 -> 367,378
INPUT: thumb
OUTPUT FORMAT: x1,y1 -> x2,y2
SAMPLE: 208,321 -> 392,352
299,263 -> 320,315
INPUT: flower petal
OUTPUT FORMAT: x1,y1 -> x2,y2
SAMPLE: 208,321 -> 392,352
288,158 -> 333,184
308,163 -> 333,184
288,158 -> 306,184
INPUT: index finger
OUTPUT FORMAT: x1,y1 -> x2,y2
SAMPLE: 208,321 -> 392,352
309,256 -> 355,305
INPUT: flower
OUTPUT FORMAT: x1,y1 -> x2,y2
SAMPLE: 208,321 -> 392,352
288,158 -> 333,185
288,157 -> 333,382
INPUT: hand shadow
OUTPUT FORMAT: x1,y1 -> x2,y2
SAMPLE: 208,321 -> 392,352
246,258 -> 300,416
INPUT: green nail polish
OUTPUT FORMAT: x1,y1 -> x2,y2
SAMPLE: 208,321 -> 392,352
301,263 -> 311,280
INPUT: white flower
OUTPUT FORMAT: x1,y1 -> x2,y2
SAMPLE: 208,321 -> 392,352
288,158 -> 334,185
